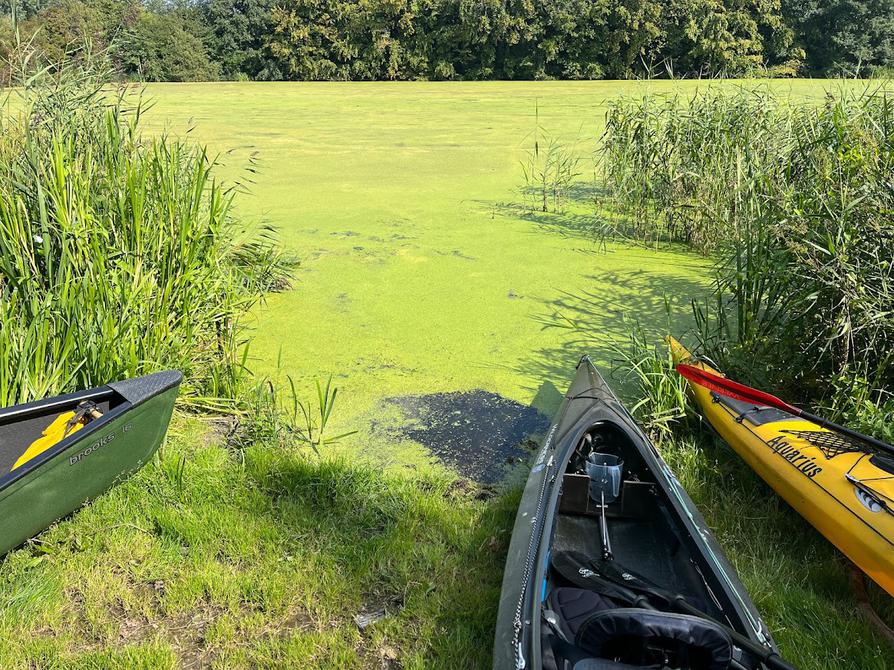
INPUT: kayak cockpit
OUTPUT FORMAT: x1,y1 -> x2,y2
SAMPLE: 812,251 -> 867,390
0,387 -> 125,478
539,421 -> 760,670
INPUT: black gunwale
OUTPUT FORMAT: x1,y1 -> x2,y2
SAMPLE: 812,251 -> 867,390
0,387 -> 115,424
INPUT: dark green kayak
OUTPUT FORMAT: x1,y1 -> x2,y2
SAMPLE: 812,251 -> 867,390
0,370 -> 181,554
493,358 -> 794,670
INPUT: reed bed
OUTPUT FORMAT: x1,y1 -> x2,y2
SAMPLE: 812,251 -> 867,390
599,85 -> 894,434
0,51 -> 295,406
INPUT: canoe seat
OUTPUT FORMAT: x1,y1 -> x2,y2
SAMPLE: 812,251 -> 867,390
548,588 -> 733,670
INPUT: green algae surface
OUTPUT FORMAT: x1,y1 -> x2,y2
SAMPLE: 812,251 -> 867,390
143,80 -> 728,473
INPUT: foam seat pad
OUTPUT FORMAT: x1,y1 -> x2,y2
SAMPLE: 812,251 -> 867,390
573,660 -> 644,670
548,587 -> 617,639
577,608 -> 733,670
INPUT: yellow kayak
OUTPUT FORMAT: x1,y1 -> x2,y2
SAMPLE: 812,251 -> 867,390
669,337 -> 894,597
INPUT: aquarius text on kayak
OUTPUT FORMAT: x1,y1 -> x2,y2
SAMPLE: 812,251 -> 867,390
766,436 -> 823,478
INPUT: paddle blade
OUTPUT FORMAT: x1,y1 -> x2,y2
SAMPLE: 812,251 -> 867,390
674,363 -> 801,416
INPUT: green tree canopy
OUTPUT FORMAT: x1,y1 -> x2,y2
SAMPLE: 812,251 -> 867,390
4,0 -> 893,80
117,8 -> 218,81
785,0 -> 894,75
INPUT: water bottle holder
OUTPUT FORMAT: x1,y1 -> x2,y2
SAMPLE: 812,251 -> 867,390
586,452 -> 624,503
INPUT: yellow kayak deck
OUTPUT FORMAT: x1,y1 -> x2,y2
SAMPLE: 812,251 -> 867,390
669,338 -> 894,597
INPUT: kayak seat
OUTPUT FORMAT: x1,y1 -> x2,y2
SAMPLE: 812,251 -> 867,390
577,607 -> 733,670
547,588 -> 626,670
549,588 -> 732,670
549,587 -> 618,640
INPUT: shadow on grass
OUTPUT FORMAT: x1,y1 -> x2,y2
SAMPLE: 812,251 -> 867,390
246,450 -> 520,668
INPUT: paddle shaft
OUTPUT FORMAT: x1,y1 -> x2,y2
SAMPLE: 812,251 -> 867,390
675,363 -> 894,459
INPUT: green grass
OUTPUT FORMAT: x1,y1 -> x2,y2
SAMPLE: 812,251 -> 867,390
0,417 -> 517,668
659,433 -> 894,668
2,80 -> 892,668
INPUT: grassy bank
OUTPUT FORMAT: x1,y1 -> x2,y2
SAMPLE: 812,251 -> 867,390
0,414 -> 516,669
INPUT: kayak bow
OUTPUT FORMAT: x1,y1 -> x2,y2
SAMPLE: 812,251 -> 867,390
494,356 -> 778,670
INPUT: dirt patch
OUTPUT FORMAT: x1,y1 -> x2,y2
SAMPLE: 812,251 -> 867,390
203,415 -> 239,445
41,581 -> 314,668
379,390 -> 549,484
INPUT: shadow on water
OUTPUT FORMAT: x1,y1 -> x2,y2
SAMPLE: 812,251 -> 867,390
498,267 -> 710,404
481,180 -> 689,250
377,390 -> 552,485
480,180 -> 613,241
483,200 -> 608,242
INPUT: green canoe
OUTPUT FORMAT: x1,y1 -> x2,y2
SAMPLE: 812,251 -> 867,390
0,370 -> 181,554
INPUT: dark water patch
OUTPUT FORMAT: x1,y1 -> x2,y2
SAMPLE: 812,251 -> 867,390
380,390 -> 550,485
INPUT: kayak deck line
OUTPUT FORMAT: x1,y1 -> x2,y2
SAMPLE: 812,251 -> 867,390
713,398 -> 894,551
715,389 -> 894,515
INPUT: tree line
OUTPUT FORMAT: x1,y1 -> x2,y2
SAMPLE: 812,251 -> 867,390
1,0 -> 892,82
